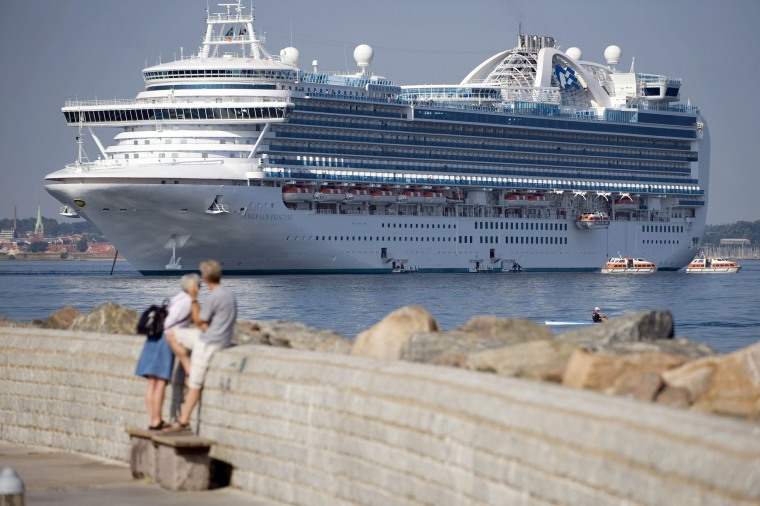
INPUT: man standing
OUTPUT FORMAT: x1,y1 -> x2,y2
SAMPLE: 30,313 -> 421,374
164,259 -> 237,432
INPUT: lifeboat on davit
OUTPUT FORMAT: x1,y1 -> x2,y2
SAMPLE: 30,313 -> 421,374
370,189 -> 397,203
601,256 -> 657,274
526,194 -> 550,207
575,211 -> 610,229
614,195 -> 638,210
282,186 -> 312,202
316,186 -> 345,202
401,190 -> 425,203
504,193 -> 528,206
422,190 -> 446,204
346,188 -> 371,202
685,255 -> 741,273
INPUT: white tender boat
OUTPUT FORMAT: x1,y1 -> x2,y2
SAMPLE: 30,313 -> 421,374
601,256 -> 657,274
685,256 -> 741,273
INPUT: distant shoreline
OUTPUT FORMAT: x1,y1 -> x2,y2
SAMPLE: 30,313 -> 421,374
0,255 -> 125,262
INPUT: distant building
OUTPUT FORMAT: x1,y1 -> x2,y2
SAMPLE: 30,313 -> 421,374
720,238 -> 751,258
1,205 -> 17,241
720,239 -> 751,246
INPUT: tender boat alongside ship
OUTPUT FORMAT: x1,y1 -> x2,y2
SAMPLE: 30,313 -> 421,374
601,256 -> 657,274
685,256 -> 741,273
44,1 -> 709,274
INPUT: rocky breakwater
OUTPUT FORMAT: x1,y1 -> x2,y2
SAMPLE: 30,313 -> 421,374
7,302 -> 759,420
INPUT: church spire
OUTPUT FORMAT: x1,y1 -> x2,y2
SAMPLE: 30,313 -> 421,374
34,206 -> 44,239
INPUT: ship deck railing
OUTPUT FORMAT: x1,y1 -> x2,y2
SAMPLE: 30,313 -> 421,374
63,96 -> 288,108
263,169 -> 704,197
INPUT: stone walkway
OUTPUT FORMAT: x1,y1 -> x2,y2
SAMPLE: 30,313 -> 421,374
0,442 -> 265,505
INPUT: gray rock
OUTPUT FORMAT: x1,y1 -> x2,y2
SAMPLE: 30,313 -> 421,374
70,302 -> 139,335
457,316 -> 553,342
555,311 -> 715,358
235,320 -> 351,354
37,306 -> 83,330
400,330 -> 516,365
465,339 -> 582,382
352,305 -> 439,360
556,310 -> 674,347
401,317 -> 552,366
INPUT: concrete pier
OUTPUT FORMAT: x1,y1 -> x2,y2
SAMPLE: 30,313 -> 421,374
1,328 -> 758,505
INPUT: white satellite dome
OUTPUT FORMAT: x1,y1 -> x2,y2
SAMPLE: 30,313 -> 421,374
353,44 -> 374,74
280,47 -> 300,65
565,47 -> 582,61
604,45 -> 622,66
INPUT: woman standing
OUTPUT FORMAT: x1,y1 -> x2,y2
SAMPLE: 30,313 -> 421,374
135,273 -> 199,430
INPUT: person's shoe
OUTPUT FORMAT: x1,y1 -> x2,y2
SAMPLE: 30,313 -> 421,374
147,421 -> 165,431
162,421 -> 192,434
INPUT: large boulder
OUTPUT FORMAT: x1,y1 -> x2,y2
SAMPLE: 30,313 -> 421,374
457,316 -> 553,341
562,349 -> 690,401
557,310 -> 675,348
37,306 -> 83,330
465,339 -> 582,382
401,318 -> 551,365
661,341 -> 760,419
235,320 -> 351,354
69,302 -> 139,335
351,305 -> 439,360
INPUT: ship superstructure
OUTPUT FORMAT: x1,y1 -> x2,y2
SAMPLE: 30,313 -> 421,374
45,1 -> 708,274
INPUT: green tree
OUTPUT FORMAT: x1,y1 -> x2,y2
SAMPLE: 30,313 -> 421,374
76,236 -> 89,252
29,241 -> 49,253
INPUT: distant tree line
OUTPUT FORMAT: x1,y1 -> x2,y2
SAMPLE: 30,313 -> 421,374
0,217 -> 104,241
703,220 -> 760,245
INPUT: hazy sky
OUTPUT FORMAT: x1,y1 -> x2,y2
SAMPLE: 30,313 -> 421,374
1,0 -> 757,225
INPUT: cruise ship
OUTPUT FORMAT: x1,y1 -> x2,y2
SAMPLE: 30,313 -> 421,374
45,1 -> 708,274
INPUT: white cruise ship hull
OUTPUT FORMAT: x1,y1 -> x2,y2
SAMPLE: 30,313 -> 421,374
46,178 -> 700,274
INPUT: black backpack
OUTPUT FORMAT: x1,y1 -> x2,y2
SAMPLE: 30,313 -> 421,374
136,303 -> 169,338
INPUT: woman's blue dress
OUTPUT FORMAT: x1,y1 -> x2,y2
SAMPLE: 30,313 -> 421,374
135,332 -> 175,381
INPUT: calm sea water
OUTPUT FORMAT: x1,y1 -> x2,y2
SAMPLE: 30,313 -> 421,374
1,259 -> 758,354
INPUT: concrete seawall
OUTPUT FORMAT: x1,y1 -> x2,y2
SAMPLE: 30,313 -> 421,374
1,328 -> 758,505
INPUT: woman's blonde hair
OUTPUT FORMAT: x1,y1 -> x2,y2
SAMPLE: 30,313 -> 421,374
180,273 -> 200,292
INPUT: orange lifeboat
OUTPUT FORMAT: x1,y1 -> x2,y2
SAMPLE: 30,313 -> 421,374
370,189 -> 397,203
614,195 -> 638,210
526,194 -> 550,207
575,212 -> 610,229
346,188 -> 371,202
282,185 -> 312,202
422,190 -> 446,204
316,186 -> 345,202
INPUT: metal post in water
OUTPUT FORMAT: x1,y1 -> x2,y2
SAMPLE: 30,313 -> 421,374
110,250 -> 119,276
